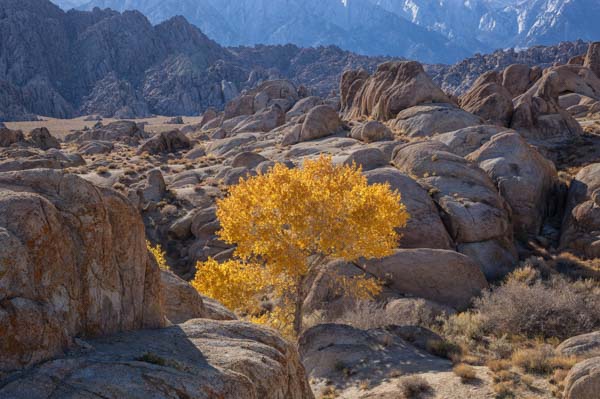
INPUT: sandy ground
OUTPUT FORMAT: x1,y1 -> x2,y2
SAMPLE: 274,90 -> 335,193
5,115 -> 204,139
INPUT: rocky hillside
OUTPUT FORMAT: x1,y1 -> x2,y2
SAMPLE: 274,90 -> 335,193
0,0 -> 397,121
427,40 -> 591,95
77,0 -> 468,63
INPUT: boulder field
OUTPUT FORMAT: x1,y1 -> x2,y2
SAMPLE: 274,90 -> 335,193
2,43 -> 600,398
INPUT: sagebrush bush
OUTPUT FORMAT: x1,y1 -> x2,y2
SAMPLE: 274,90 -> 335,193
398,375 -> 432,398
316,299 -> 440,331
473,270 -> 600,340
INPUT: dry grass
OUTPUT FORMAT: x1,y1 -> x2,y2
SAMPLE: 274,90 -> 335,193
493,381 -> 515,398
487,359 -> 511,373
452,364 -> 477,383
426,339 -> 462,361
511,345 -> 578,375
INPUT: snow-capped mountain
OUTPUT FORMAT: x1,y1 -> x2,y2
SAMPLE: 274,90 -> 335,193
369,0 -> 600,51
72,0 -> 470,63
59,0 -> 600,63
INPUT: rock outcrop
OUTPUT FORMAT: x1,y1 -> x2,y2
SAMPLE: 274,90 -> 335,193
563,357 -> 600,399
0,319 -> 315,399
459,71 -> 514,126
357,249 -> 488,310
511,65 -> 600,144
560,163 -> 600,258
349,120 -> 393,143
467,131 -> 559,237
343,61 -> 450,121
390,103 -> 483,137
392,141 -> 517,279
0,169 -> 165,372
138,130 -> 191,154
66,121 -> 148,145
365,168 -> 453,250
584,42 -> 600,79
558,331 -> 600,358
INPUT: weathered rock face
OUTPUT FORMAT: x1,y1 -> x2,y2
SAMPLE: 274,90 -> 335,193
231,105 -> 286,133
584,42 -> 600,79
282,105 -> 343,145
560,163 -> 600,258
138,130 -> 191,154
160,269 -> 206,324
340,69 -> 370,116
365,168 -> 453,250
502,64 -> 542,98
349,121 -> 393,143
459,71 -> 514,126
344,61 -> 450,121
0,147 -> 84,172
467,131 -> 559,237
357,249 -> 488,310
511,65 -> 600,144
0,127 -> 25,147
0,319 -> 315,399
66,121 -> 148,145
26,127 -> 60,150
390,103 -> 483,138
224,80 -> 299,120
299,323 -> 451,380
433,125 -> 509,157
427,41 -> 589,96
558,331 -> 600,358
392,141 -> 517,279
80,72 -> 151,118
0,127 -> 60,150
0,169 -> 165,372
286,96 -> 324,122
299,105 -> 342,141
563,357 -> 600,399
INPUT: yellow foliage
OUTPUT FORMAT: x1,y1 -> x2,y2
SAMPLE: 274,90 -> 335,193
147,240 -> 169,270
193,155 -> 409,336
191,258 -> 266,313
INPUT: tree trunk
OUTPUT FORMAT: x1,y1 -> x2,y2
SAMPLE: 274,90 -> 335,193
293,277 -> 305,336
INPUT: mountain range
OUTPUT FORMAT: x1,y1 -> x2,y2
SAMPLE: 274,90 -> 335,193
53,0 -> 600,63
0,0 -> 395,121
0,0 -> 592,121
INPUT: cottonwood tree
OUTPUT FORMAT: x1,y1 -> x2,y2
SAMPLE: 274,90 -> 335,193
193,155 -> 408,336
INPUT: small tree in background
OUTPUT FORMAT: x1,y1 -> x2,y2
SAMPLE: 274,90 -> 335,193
192,155 -> 409,336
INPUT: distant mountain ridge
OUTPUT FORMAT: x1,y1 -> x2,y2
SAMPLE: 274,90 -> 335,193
70,0 -> 600,63
0,0 -> 396,121
0,0 -> 594,121
72,0 -> 470,64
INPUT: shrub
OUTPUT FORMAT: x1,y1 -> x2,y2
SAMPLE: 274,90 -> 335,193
453,364 -> 477,383
398,375 -> 432,398
147,241 -> 169,270
487,359 -> 511,373
493,381 -> 515,399
426,339 -> 462,360
322,299 -> 438,331
511,345 -> 577,375
474,271 -> 600,340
